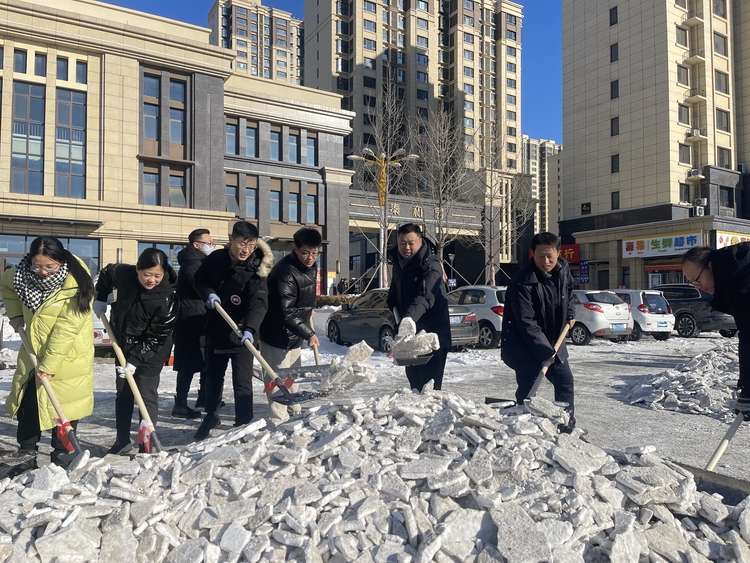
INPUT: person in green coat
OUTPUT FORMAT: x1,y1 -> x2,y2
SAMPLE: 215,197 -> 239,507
0,236 -> 95,472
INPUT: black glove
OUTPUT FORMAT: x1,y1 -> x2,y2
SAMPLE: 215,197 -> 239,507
735,396 -> 750,421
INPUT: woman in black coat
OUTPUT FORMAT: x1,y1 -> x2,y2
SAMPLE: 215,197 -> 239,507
94,248 -> 178,454
387,223 -> 451,391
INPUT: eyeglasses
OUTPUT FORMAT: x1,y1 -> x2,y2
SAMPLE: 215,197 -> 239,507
298,250 -> 320,259
688,263 -> 708,287
233,241 -> 257,250
31,262 -> 62,274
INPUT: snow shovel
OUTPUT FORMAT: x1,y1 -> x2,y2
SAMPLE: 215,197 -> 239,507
18,328 -> 83,456
97,314 -> 162,453
263,316 -> 328,394
704,412 -> 744,471
389,308 -> 434,366
485,324 -> 571,406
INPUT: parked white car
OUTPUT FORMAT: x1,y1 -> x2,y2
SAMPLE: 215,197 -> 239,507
612,289 -> 675,341
447,285 -> 507,348
92,304 -> 112,348
570,290 -> 633,345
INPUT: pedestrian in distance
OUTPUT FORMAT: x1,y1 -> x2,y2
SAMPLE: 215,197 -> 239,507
337,277 -> 348,296
387,223 -> 451,392
193,221 -> 272,440
501,231 -> 577,433
682,243 -> 750,420
0,236 -> 95,472
171,228 -> 215,419
259,227 -> 321,426
94,248 -> 178,455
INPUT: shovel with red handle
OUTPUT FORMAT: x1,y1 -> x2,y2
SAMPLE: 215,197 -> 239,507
18,328 -> 83,456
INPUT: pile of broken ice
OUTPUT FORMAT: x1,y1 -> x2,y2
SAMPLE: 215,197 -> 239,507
625,341 -> 740,423
3,386 -> 750,562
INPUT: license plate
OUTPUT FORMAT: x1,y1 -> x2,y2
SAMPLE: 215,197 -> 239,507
657,322 -> 668,327
450,316 -> 461,325
612,324 -> 625,331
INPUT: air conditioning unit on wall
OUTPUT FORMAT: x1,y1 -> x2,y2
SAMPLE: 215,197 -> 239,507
694,206 -> 705,217
689,169 -> 702,177
691,129 -> 701,137
694,198 -> 708,206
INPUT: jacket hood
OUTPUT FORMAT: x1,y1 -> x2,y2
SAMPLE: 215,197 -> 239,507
255,238 -> 274,278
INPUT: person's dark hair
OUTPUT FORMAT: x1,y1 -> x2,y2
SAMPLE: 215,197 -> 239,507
188,228 -> 210,244
29,236 -> 94,314
397,223 -> 423,237
294,227 -> 322,249
682,246 -> 712,267
530,232 -> 561,251
136,248 -> 177,282
231,221 -> 259,242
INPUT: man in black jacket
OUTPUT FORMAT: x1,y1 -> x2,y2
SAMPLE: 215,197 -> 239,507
193,221 -> 273,440
387,223 -> 451,392
259,228 -> 321,425
682,243 -> 750,419
171,228 -> 214,419
501,232 -> 576,432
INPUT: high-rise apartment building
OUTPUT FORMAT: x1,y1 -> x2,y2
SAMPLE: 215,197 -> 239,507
521,135 -> 562,233
208,0 -> 304,85
561,0 -> 750,290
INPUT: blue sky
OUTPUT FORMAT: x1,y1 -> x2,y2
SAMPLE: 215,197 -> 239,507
106,0 -> 562,142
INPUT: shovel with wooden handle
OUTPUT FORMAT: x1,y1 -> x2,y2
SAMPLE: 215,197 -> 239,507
97,314 -> 162,453
310,316 -> 321,366
705,412 -> 744,471
18,328 -> 84,456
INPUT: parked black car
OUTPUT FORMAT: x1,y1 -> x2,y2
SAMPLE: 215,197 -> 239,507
652,283 -> 737,338
326,289 -> 479,351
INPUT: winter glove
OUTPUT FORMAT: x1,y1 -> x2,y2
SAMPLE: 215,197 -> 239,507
206,293 -> 221,310
736,396 -> 750,421
93,300 -> 108,317
397,317 -> 417,340
241,331 -> 254,344
115,363 -> 137,378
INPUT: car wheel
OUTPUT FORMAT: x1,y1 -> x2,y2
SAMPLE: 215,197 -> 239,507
653,333 -> 671,341
379,326 -> 396,352
628,323 -> 642,342
327,321 -> 342,345
569,323 -> 592,346
476,322 -> 499,349
720,329 -> 738,338
675,314 -> 699,338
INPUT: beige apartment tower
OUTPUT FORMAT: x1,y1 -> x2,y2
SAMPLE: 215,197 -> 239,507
521,135 -> 562,234
561,0 -> 750,290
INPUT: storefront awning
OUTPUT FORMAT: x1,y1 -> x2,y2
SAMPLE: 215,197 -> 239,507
644,263 -> 682,271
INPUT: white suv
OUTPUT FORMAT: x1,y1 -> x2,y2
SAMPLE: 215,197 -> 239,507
447,285 -> 507,348
612,289 -> 674,341
570,290 -> 633,345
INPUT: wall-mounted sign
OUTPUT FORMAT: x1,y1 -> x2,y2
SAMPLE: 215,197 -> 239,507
579,260 -> 589,283
622,232 -> 701,258
581,202 -> 591,215
716,231 -> 750,249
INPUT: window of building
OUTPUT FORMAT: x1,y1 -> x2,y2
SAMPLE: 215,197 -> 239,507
611,154 -> 619,173
507,126 -> 516,136
11,82 -> 45,195
170,108 -> 184,145
270,188 -> 281,220
720,186 -> 734,208
506,30 -> 516,41
675,0 -> 686,7
75,61 -> 87,84
717,147 -> 731,169
678,103 -> 690,124
416,71 -> 428,83
715,71 -> 729,94
610,43 -> 618,62
417,89 -> 428,101
675,26 -> 687,47
417,35 -> 428,47
464,32 -> 474,44
609,6 -> 618,25
679,182 -> 690,202
463,117 -> 474,128
507,142 -> 516,152
507,110 -> 516,121
34,53 -> 46,77
289,132 -> 300,163
714,33 -> 728,56
464,66 -> 473,77
363,76 -> 376,88
677,65 -> 689,85
306,134 -> 317,166
611,191 -> 620,210
464,0 -> 474,9
364,38 -> 376,51
270,129 -> 281,160
417,17 -> 428,29
507,62 -> 516,72
143,103 -> 159,141
143,169 -> 160,205
610,80 -> 619,99
363,132 -> 375,145
416,53 -> 428,65
307,193 -> 317,223
364,57 -> 376,69
364,19 -> 376,32
507,78 -> 516,89
169,173 -> 186,207
716,109 -> 730,132
463,49 -> 474,61
56,57 -> 68,81
507,94 -> 516,105
417,0 -> 428,10
246,175 -> 258,219
507,159 -> 516,169
289,190 -> 300,223
679,143 -> 691,164
507,14 -> 516,24
226,122 -> 238,154
364,0 -> 377,12
507,46 -> 516,56
464,101 -> 474,111
55,89 -> 86,199
611,117 -> 619,136
14,50 -> 27,73
714,0 -> 726,18
464,84 -> 474,95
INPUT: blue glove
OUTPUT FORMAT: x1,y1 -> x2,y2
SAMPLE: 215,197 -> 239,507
206,293 -> 221,310
242,331 -> 254,344
736,396 -> 750,421
115,363 -> 136,378
93,300 -> 108,317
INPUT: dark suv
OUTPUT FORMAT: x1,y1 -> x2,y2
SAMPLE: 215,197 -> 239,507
652,284 -> 737,338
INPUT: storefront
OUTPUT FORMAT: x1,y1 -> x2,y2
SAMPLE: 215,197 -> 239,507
622,231 -> 702,288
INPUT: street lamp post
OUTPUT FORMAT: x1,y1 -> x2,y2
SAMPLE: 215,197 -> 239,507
348,148 -> 419,289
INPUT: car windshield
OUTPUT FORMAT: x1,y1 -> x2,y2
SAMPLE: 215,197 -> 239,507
616,293 -> 631,304
586,292 -> 624,305
496,290 -> 506,303
643,293 -> 670,313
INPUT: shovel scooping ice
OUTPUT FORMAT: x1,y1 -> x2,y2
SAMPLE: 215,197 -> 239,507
387,310 -> 440,366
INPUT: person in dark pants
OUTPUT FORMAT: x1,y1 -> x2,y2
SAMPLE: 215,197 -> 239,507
501,232 -> 577,433
171,228 -> 215,418
94,248 -> 178,454
193,221 -> 272,440
337,278 -> 348,296
0,236 -> 95,473
387,223 -> 451,392
259,227 -> 321,426
682,243 -> 750,420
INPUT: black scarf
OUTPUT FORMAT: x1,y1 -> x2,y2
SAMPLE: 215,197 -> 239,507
13,255 -> 69,313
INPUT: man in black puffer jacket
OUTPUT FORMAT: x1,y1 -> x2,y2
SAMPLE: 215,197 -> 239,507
171,228 -> 215,419
259,228 -> 321,425
682,243 -> 750,419
193,221 -> 273,440
387,223 -> 451,392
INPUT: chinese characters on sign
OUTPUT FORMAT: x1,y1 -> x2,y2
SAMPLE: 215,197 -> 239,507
622,232 -> 701,258
579,260 -> 589,283
560,244 -> 580,264
389,203 -> 401,215
716,231 -> 750,249
412,205 -> 423,218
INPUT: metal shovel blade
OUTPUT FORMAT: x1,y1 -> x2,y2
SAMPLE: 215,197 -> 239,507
273,364 -> 332,378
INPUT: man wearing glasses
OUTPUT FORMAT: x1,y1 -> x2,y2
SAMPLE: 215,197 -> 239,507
259,228 -> 322,425
682,243 -> 750,420
193,221 -> 273,440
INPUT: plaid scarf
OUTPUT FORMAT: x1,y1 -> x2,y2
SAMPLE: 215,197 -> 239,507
13,255 -> 69,313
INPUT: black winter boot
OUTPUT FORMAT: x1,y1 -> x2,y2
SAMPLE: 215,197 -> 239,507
194,414 -> 220,441
171,396 -> 201,419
